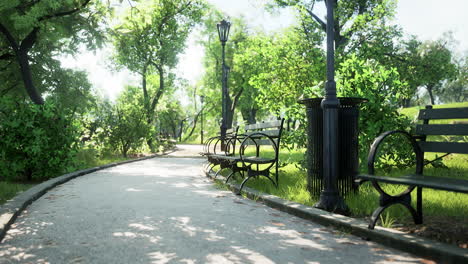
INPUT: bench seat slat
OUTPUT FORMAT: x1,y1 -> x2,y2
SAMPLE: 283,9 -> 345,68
242,156 -> 276,164
419,141 -> 468,154
418,107 -> 468,120
209,155 -> 275,164
357,174 -> 468,194
415,124 -> 468,135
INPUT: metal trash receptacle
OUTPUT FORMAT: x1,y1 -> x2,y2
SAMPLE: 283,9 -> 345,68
298,97 -> 367,198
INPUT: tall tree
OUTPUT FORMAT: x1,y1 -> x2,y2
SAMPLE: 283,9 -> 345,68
0,0 -> 108,104
112,0 -> 205,149
439,55 -> 468,103
415,40 -> 458,105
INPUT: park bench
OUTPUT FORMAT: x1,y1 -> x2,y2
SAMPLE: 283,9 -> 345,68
201,126 -> 239,174
356,105 -> 468,229
207,119 -> 285,194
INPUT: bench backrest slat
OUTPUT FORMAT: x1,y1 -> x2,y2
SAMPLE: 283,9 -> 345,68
241,119 -> 284,147
419,142 -> 468,154
226,127 -> 238,135
245,120 -> 283,131
415,124 -> 468,135
244,129 -> 282,138
418,107 -> 468,120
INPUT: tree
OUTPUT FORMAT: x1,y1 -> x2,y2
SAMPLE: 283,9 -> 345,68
103,86 -> 151,158
439,55 -> 468,103
0,0 -> 108,104
415,40 -> 458,105
112,0 -> 205,149
239,29 -> 325,119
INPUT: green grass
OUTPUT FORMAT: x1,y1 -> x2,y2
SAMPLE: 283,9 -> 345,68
74,148 -> 132,170
0,181 -> 36,204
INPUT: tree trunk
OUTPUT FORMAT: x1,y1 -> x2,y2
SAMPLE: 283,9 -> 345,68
242,107 -> 257,124
427,85 -> 435,105
17,51 -> 44,104
183,110 -> 202,141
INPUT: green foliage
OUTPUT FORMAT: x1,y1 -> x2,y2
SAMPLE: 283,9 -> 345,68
438,54 -> 468,103
0,97 -> 80,181
100,86 -> 152,157
111,0 -> 206,150
337,55 -> 412,167
0,0 -> 110,103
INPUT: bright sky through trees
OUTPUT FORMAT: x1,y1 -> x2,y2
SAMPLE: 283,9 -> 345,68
61,0 -> 468,101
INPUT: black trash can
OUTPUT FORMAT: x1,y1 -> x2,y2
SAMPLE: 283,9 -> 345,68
298,97 -> 367,198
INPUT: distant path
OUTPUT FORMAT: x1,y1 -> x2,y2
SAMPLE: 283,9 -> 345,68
0,152 -> 423,263
165,144 -> 203,157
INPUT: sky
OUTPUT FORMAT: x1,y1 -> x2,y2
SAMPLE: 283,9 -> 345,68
61,0 -> 468,101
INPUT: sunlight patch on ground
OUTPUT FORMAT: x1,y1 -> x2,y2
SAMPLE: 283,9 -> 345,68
148,251 -> 177,264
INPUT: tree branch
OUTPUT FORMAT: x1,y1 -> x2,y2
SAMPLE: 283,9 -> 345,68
39,0 -> 92,21
19,27 -> 39,52
305,8 -> 326,32
0,22 -> 19,51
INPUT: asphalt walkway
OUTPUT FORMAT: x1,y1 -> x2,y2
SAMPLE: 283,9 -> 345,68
0,145 -> 424,263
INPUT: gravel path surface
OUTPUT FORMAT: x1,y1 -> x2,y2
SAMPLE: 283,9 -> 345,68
0,149 -> 424,263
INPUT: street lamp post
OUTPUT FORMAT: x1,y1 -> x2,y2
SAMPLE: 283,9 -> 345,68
314,0 -> 349,214
217,19 -> 231,151
200,95 -> 205,145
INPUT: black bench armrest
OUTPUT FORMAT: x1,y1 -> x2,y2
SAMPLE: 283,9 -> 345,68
239,132 -> 279,167
367,130 -> 424,175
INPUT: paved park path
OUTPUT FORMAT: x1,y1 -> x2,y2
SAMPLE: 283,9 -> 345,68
0,145 -> 425,263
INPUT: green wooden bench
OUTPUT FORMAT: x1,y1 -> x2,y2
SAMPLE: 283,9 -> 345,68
356,105 -> 468,229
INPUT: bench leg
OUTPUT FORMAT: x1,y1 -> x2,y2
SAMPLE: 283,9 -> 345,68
416,187 -> 423,224
237,176 -> 252,195
225,171 -> 235,183
368,190 -> 421,229
237,169 -> 277,195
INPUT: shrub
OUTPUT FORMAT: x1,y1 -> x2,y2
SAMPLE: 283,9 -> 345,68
337,55 -> 413,169
0,98 -> 79,181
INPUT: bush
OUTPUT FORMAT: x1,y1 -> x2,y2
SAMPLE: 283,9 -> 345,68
337,55 -> 413,168
0,98 -> 79,181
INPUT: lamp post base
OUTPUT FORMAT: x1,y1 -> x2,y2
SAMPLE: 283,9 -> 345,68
314,191 -> 350,215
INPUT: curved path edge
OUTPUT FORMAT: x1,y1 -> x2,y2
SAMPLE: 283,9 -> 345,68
0,154 -> 162,242
205,171 -> 468,263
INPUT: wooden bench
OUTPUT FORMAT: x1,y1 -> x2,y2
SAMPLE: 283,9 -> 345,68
208,119 -> 285,194
356,105 -> 468,229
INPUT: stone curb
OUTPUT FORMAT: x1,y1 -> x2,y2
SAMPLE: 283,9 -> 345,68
0,154 -> 160,242
205,170 -> 468,263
